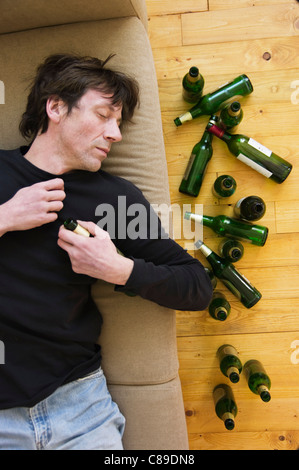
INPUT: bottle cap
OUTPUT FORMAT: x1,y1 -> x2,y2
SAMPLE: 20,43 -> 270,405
224,418 -> 235,431
215,308 -> 228,321
260,390 -> 271,402
230,101 -> 241,112
64,218 -> 78,231
189,66 -> 199,77
231,248 -> 242,260
229,371 -> 240,383
194,240 -> 203,249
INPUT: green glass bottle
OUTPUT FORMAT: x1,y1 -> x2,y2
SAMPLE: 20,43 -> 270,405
206,121 -> 292,184
182,66 -> 204,103
213,174 -> 237,198
209,291 -> 231,321
174,74 -> 253,126
64,218 -> 92,237
205,267 -> 217,289
234,195 -> 266,221
194,240 -> 262,308
217,344 -> 243,384
219,238 -> 244,262
219,101 -> 243,130
179,129 -> 213,197
213,384 -> 238,431
185,211 -> 268,246
244,359 -> 271,402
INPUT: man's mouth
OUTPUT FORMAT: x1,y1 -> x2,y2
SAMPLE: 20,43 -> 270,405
96,147 -> 110,157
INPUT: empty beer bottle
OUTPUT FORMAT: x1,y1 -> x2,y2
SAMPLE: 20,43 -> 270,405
213,174 -> 237,198
179,129 -> 213,197
174,74 -> 253,126
182,66 -> 204,103
219,101 -> 243,130
217,344 -> 243,384
185,211 -> 268,246
206,121 -> 292,183
244,359 -> 271,402
234,195 -> 266,221
219,238 -> 244,262
209,291 -> 231,321
64,218 -> 92,237
213,384 -> 238,430
194,240 -> 262,308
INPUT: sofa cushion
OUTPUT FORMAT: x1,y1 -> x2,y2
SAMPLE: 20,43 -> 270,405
0,0 -> 148,34
93,282 -> 179,385
108,377 -> 189,450
0,17 -> 178,385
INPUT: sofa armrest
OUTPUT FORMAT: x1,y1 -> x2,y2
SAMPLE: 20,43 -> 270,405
0,0 -> 148,34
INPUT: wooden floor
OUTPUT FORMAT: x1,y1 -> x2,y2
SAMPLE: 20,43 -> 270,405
145,0 -> 299,450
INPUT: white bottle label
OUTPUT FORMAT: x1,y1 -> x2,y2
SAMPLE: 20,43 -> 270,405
248,138 -> 272,157
183,153 -> 196,180
237,153 -> 273,178
235,197 -> 246,209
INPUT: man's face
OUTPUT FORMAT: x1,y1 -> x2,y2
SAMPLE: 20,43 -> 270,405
57,89 -> 123,172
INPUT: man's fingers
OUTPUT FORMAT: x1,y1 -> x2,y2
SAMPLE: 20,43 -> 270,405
42,178 -> 65,190
48,200 -> 64,213
46,190 -> 66,202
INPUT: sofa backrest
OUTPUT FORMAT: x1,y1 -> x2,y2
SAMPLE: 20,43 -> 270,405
0,0 -> 148,34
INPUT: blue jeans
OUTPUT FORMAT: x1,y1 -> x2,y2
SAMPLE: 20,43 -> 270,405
0,367 -> 125,450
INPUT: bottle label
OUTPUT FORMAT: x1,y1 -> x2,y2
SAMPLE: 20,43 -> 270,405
235,197 -> 246,209
182,153 -> 196,180
237,153 -> 273,178
222,345 -> 237,356
248,138 -> 272,157
213,386 -> 226,404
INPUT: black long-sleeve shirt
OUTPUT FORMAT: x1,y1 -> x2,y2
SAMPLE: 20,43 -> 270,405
0,147 -> 212,409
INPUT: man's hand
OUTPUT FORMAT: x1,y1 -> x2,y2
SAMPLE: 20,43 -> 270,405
57,221 -> 134,285
0,178 -> 65,236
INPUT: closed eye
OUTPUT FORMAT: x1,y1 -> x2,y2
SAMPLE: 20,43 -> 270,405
98,113 -> 108,120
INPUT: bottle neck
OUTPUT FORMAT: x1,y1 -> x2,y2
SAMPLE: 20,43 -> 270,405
194,240 -> 212,258
228,108 -> 241,117
207,123 -> 231,142
201,129 -> 213,145
186,213 -> 214,229
188,74 -> 199,83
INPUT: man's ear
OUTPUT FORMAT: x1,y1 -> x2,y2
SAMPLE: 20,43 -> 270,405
46,96 -> 67,124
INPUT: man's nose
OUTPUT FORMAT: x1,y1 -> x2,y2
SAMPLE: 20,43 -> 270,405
104,120 -> 122,142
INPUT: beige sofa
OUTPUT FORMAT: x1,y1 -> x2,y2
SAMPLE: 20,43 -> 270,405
0,0 -> 189,450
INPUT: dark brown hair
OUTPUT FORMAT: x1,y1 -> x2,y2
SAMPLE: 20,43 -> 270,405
19,53 -> 140,140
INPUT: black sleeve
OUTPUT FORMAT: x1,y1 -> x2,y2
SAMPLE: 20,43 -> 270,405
112,183 -> 213,311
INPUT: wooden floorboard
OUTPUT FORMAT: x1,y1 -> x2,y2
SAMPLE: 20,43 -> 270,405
146,0 -> 299,450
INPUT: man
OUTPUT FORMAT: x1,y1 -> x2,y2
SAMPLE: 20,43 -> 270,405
0,54 -> 212,450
